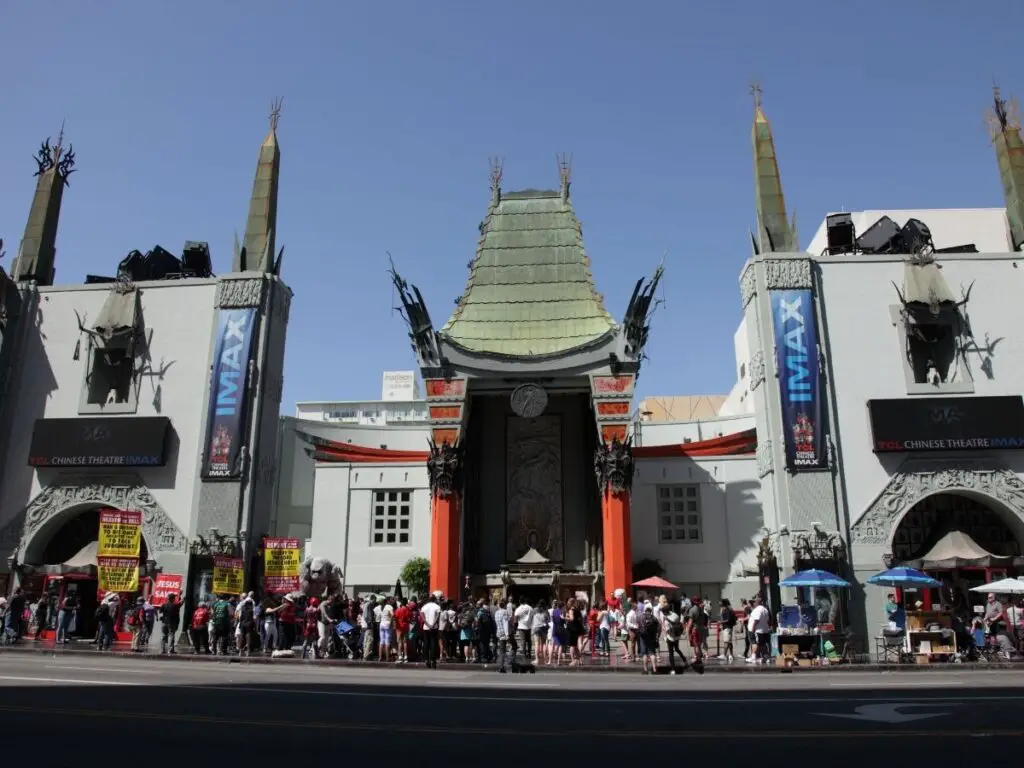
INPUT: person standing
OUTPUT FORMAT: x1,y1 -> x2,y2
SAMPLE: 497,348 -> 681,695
159,593 -> 182,654
95,601 -> 115,651
493,599 -> 511,672
513,598 -> 533,663
420,595 -> 441,669
746,596 -> 771,664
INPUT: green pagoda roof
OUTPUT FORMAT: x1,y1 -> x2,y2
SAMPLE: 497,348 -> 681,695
440,187 -> 616,357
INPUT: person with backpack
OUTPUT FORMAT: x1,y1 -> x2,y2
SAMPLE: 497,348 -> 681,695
637,604 -> 660,675
210,596 -> 233,655
457,602 -> 476,662
95,601 -> 115,651
474,600 -> 493,663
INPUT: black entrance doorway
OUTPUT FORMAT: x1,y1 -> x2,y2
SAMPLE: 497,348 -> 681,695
510,585 -> 552,606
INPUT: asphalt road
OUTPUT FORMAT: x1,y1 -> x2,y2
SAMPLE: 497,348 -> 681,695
0,654 -> 1019,762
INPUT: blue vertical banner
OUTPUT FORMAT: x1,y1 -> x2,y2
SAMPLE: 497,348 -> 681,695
770,289 -> 827,470
202,308 -> 257,479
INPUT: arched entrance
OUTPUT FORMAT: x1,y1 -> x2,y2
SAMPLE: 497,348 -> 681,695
20,504 -> 151,643
890,491 -> 1023,613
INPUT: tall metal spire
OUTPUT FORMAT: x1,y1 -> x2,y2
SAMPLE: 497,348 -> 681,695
235,98 -> 282,273
751,85 -> 797,253
13,122 -> 76,285
987,85 -> 1024,251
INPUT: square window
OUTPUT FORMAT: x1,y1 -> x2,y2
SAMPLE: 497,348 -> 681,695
657,485 -> 702,543
371,489 -> 412,547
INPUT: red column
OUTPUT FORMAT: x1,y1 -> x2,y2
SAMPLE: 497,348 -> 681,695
602,486 -> 633,599
429,491 -> 461,599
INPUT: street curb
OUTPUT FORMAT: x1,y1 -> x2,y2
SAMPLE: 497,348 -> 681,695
2,645 -> 1022,674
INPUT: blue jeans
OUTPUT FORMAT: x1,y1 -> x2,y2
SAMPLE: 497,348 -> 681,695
98,622 -> 115,650
598,627 -> 610,653
56,610 -> 72,643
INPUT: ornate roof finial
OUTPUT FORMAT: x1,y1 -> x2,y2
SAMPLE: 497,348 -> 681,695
269,97 -> 283,134
987,84 -> 1021,141
557,152 -> 572,190
33,120 -> 76,186
489,156 -> 503,205
750,81 -> 762,109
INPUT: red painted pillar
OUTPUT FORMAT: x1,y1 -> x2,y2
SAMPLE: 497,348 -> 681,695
429,491 -> 461,599
602,486 -> 633,598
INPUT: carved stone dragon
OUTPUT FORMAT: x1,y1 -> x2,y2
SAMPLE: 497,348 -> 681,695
594,436 -> 634,494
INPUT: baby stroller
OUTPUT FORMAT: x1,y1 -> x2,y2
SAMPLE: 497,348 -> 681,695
333,620 -> 361,659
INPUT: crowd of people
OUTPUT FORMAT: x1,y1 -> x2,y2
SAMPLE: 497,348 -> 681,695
0,584 -> 779,672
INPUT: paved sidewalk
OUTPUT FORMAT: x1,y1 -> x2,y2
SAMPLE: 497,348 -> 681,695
3,642 -> 1022,673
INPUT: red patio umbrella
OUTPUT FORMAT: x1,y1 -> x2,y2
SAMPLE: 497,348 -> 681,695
631,576 -> 678,590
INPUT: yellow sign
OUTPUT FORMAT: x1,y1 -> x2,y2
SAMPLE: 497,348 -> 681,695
263,538 -> 301,593
98,509 -> 142,558
97,556 -> 140,593
212,556 -> 244,595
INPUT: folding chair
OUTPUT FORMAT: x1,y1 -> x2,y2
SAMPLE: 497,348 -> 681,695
875,632 -> 904,663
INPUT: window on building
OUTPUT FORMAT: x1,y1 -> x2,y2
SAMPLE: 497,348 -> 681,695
327,408 -> 357,420
657,485 -> 702,543
372,490 -> 412,545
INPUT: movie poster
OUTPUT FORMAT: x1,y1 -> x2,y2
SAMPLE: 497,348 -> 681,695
201,308 -> 257,479
770,289 -> 827,470
263,538 -> 301,593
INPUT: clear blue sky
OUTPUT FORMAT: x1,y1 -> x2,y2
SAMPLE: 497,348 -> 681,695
1,2 -> 1021,413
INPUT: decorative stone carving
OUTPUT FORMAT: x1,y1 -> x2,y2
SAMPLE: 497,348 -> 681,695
756,439 -> 774,478
216,278 -> 264,308
764,258 -> 812,290
791,530 -> 846,561
273,285 -> 292,323
427,438 -> 463,498
510,383 -> 549,418
17,473 -> 188,553
851,458 -> 1024,545
740,265 -> 756,308
507,415 -> 563,562
748,350 -> 766,390
594,436 -> 634,494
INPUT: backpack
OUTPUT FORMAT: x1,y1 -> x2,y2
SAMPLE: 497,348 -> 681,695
458,609 -> 474,629
666,612 -> 683,640
239,600 -> 254,624
126,607 -> 142,627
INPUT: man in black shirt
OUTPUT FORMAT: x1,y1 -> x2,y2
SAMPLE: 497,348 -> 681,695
160,593 -> 182,654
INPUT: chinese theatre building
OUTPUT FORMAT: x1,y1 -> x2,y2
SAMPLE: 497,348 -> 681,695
295,159 -> 760,604
0,108 -> 291,640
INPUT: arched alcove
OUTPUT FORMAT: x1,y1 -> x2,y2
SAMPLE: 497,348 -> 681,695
24,502 -> 151,566
890,491 -> 1022,563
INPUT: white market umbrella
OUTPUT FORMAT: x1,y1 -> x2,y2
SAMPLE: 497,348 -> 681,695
969,577 -> 1024,595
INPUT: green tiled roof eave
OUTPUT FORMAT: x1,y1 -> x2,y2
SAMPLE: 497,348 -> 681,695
441,190 -> 615,356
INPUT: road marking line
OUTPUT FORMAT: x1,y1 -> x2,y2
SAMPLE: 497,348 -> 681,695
829,681 -> 965,688
0,703 -> 1019,738
429,680 -> 559,689
0,675 -> 140,686
43,665 -> 165,675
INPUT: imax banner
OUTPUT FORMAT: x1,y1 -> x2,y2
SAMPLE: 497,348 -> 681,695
202,308 -> 257,479
770,289 -> 827,470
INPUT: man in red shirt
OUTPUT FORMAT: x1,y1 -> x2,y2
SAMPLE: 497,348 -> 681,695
394,601 -> 412,664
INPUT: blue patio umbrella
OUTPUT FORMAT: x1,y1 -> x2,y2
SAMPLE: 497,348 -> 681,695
779,569 -> 850,588
866,567 -> 940,588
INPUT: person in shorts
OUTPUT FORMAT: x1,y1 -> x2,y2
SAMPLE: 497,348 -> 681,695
718,598 -> 737,663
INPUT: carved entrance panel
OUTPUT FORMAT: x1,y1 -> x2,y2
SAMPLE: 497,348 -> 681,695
891,494 -> 1020,562
506,415 -> 563,562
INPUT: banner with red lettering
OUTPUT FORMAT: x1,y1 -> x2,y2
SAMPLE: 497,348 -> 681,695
263,538 -> 301,593
151,574 -> 183,606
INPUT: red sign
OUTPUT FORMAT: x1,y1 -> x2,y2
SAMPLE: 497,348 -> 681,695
592,376 -> 634,396
151,574 -> 183,606
424,379 -> 466,398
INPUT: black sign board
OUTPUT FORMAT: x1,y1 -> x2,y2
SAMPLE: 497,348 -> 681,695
28,417 -> 171,467
868,396 -> 1024,453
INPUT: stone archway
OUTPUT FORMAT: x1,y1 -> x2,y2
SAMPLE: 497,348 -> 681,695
0,472 -> 188,563
850,458 -> 1024,550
